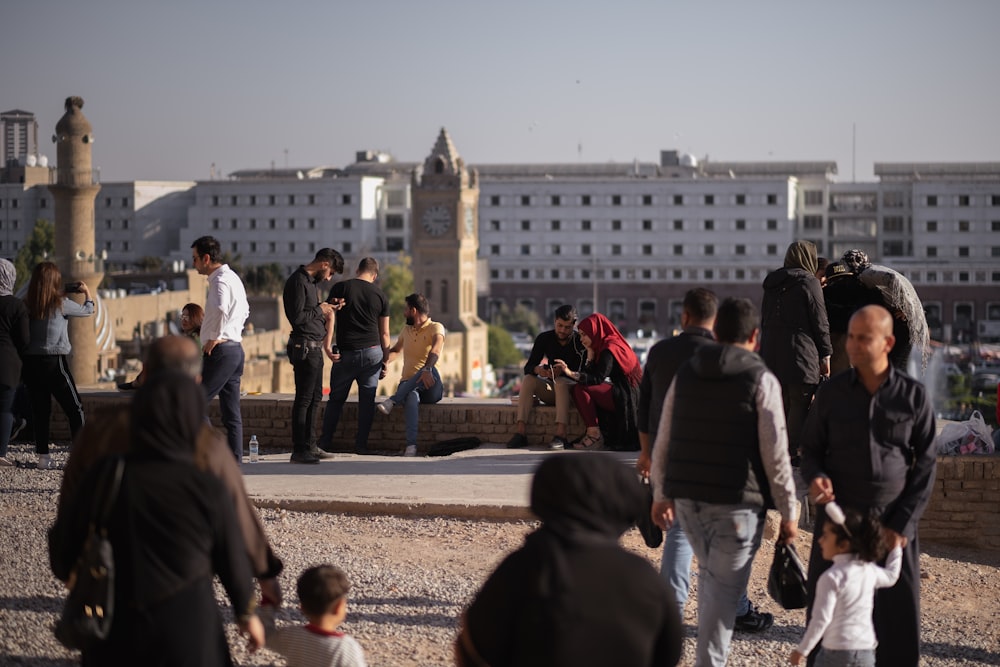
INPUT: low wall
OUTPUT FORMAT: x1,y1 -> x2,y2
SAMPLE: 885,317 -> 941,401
51,393 -> 999,549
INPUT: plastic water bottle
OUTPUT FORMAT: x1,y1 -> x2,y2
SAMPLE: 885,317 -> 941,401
249,435 -> 259,463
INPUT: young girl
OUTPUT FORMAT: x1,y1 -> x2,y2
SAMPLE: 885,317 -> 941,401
790,507 -> 903,667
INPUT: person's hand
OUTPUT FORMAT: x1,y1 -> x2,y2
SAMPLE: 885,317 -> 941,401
240,614 -> 265,652
635,451 -> 651,478
819,356 -> 831,378
320,302 -> 334,317
203,339 -> 220,356
651,499 -> 674,530
884,527 -> 907,550
379,363 -> 387,380
779,519 -> 798,544
325,347 -> 341,363
258,577 -> 282,607
420,369 -> 435,389
790,649 -> 804,665
809,476 -> 835,505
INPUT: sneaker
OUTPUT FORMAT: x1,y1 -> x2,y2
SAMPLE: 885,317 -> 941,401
548,436 -> 568,450
506,433 -> 529,449
0,456 -> 13,467
403,445 -> 417,457
377,400 -> 394,415
117,380 -> 137,391
308,446 -> 334,460
289,450 -> 320,464
37,454 -> 53,470
9,417 -> 26,442
572,433 -> 605,451
734,604 -> 774,633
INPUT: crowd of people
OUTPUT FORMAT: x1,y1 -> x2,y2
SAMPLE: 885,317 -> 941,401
0,238 -> 943,665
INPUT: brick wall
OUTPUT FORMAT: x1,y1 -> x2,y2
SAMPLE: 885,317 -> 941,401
52,393 -> 1000,549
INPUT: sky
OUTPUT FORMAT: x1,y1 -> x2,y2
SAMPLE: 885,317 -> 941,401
3,0 -> 998,183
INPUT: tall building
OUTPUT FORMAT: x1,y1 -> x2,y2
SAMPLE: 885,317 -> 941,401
1,109 -> 38,167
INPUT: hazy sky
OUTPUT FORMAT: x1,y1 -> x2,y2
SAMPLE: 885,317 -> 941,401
4,1 -> 998,182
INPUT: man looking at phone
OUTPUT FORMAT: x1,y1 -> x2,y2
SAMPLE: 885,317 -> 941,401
506,305 -> 587,450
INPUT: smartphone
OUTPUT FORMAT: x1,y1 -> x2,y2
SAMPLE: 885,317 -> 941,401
64,282 -> 83,293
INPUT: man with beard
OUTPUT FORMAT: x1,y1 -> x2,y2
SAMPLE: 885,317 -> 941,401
505,305 -> 587,450
283,248 -> 344,464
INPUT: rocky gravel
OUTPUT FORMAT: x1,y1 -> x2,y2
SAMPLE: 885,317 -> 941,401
1,443 -> 998,666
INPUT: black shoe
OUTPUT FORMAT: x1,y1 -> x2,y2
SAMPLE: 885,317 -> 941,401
734,604 -> 774,633
309,446 -> 334,460
9,417 -> 26,442
354,447 -> 374,456
289,450 -> 320,464
117,381 -> 136,391
506,433 -> 529,449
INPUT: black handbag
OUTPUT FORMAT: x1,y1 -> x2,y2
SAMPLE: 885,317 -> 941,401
635,475 -> 663,549
54,458 -> 125,650
767,540 -> 808,610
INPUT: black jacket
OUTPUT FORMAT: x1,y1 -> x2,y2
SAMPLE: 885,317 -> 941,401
0,295 -> 29,387
638,327 -> 715,439
760,267 -> 832,385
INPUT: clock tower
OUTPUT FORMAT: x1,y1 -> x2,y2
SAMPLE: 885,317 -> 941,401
411,128 -> 488,394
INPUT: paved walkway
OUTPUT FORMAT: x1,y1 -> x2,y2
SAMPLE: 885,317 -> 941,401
243,444 -> 638,520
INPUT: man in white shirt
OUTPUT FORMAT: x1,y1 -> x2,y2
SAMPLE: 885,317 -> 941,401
191,236 -> 250,460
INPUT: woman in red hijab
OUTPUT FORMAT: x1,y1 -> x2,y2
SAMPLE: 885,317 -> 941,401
552,313 -> 642,451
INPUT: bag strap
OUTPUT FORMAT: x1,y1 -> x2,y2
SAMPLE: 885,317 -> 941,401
90,457 -> 125,533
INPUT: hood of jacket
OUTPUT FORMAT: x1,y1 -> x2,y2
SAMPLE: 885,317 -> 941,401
762,266 -> 815,292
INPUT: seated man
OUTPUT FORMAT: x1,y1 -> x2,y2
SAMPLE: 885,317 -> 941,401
377,293 -> 445,457
506,305 -> 587,450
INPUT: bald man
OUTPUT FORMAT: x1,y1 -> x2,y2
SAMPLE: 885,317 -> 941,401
800,305 -> 936,667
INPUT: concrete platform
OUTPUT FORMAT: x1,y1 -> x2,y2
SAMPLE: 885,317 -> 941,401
242,443 -> 638,521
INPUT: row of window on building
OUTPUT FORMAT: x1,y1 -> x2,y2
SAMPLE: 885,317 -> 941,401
485,218 -> 786,232
206,193 -> 352,207
484,193 -> 785,208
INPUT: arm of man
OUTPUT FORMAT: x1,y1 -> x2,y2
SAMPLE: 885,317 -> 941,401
384,332 -> 404,365
378,315 -> 391,377
883,385 -> 937,540
523,333 -> 548,377
650,380 -> 675,529
756,371 -> 798,542
203,278 -> 229,355
800,382 -> 835,503
420,331 -> 446,388
807,277 -> 833,365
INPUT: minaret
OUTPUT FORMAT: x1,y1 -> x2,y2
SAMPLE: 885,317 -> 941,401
48,96 -> 103,384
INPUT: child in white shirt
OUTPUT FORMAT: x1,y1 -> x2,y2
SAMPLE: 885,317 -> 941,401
260,564 -> 368,667
791,507 -> 903,667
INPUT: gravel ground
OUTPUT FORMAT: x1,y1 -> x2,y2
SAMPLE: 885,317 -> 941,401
1,443 -> 998,667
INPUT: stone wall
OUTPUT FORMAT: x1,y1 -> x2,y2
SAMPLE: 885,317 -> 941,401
51,393 -> 999,549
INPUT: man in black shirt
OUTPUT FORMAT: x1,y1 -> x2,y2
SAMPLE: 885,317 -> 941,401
801,305 -> 936,667
283,248 -> 344,464
506,305 -> 587,450
318,258 -> 390,455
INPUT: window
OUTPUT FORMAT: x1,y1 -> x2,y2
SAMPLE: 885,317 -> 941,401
286,195 -> 294,205
212,218 -> 220,230
735,244 -> 746,255
673,194 -> 683,205
269,195 -> 276,205
926,271 -> 937,283
883,240 -> 906,256
767,219 -> 777,231
250,242 -> 257,252
211,196 -> 218,206
551,269 -> 560,279
289,219 -> 295,229
673,219 -> 683,231
105,219 -> 112,229
231,195 -> 238,205
550,195 -> 561,206
581,220 -> 591,231
520,195 -> 530,206
308,194 -> 316,205
120,197 -> 128,207
582,195 -> 591,206
521,269 -> 530,279
490,195 -> 500,206
611,269 -> 621,279
804,190 -> 823,206
959,272 -> 970,283
642,195 -> 652,206
992,247 -> 1000,258
490,220 -> 501,231
642,244 -> 652,255
342,218 -> 352,229
704,194 -> 714,205
551,220 -> 561,231
343,242 -> 352,253
927,246 -> 937,258
612,220 -> 622,231
250,195 -> 257,205
642,219 -> 652,231
582,244 -> 591,255
736,194 -> 746,205
735,269 -> 746,280
803,215 -> 823,230
122,241 -> 130,251
959,195 -> 970,207
673,244 -> 683,256
735,219 -> 746,230
386,238 -> 404,251
926,195 -> 937,207
704,244 -> 714,256
122,219 -> 129,230
39,199 -> 47,209
490,245 -> 500,255
704,220 -> 714,231
230,219 -> 238,230
521,245 -> 531,255
10,199 -> 18,209
309,218 -> 316,229
927,220 -> 937,232
767,244 -> 778,255
341,194 -> 352,205
289,242 -> 296,252
993,221 -> 1000,231
705,269 -> 714,279
309,242 -> 316,253
551,244 -> 561,256
521,220 -> 530,231
231,242 -> 239,252
385,214 -> 403,230
106,197 -> 113,207
767,194 -> 778,205
612,195 -> 622,206
883,216 -> 904,232
250,219 -> 257,230
611,245 -> 621,255
958,220 -> 970,232
959,247 -> 969,257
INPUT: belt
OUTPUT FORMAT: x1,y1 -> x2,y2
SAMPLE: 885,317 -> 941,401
290,338 -> 325,349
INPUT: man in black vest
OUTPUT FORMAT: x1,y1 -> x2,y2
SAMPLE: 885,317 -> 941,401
651,297 -> 798,667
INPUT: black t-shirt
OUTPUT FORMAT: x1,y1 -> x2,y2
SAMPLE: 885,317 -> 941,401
326,278 -> 389,351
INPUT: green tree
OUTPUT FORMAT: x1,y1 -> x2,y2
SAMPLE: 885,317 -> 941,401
134,255 -> 164,271
379,253 -> 414,335
243,262 -> 286,296
488,325 -> 523,369
493,303 -> 541,337
14,218 -> 54,290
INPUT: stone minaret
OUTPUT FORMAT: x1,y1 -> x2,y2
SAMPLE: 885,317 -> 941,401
48,97 -> 102,384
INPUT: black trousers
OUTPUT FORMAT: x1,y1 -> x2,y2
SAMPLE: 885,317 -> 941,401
22,355 -> 85,455
288,343 -> 324,453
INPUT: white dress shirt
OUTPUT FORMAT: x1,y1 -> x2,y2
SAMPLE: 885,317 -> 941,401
201,264 -> 249,343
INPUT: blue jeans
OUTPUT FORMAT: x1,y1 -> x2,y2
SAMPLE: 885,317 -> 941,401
674,499 -> 765,667
661,521 -> 751,618
815,648 -> 875,667
388,368 -> 443,446
201,342 -> 245,460
319,346 -> 382,451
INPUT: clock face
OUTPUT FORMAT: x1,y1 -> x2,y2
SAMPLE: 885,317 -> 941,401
421,204 -> 452,236
464,206 -> 475,236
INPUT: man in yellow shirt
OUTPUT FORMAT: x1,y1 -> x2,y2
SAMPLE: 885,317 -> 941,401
378,293 -> 445,456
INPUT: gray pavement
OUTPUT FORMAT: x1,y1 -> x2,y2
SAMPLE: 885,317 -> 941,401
242,443 -> 638,521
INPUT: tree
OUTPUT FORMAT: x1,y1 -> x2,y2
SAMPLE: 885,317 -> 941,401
378,253 -> 414,335
243,262 -> 286,296
493,302 -> 542,337
14,218 -> 54,290
134,255 -> 164,271
488,325 -> 523,369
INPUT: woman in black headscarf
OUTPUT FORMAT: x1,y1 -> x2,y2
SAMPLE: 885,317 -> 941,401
49,371 -> 262,665
456,454 -> 682,667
